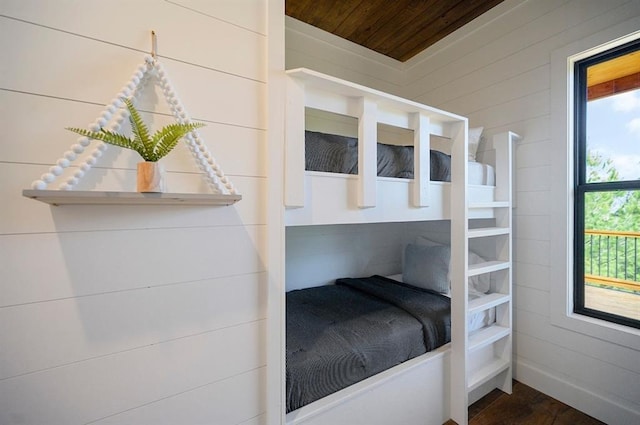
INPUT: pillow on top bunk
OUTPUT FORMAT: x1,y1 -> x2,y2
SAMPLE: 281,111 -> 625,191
413,236 -> 491,294
403,243 -> 450,294
468,127 -> 484,162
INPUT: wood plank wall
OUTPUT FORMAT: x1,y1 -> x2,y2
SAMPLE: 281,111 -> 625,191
285,221 -> 451,291
0,1 -> 269,424
285,16 -> 405,95
404,1 -> 640,423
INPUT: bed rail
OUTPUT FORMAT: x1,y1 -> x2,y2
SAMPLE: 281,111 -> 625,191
285,68 -> 468,213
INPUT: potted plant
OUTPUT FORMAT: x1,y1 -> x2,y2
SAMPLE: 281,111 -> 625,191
66,98 -> 205,192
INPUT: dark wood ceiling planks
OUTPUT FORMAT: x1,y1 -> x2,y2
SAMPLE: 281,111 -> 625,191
285,0 -> 505,62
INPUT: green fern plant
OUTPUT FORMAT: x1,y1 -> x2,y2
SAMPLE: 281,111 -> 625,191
66,98 -> 205,162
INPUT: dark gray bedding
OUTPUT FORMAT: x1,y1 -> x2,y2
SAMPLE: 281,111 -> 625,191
304,130 -> 451,181
286,275 -> 451,413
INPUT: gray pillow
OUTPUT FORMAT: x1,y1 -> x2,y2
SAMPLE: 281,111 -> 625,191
403,243 -> 450,294
305,131 -> 358,174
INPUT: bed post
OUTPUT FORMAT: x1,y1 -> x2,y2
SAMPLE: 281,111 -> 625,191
285,76 -> 306,208
350,97 -> 377,209
411,112 -> 431,207
450,120 -> 470,425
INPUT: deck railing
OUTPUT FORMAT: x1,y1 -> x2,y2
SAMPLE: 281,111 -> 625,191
585,229 -> 640,292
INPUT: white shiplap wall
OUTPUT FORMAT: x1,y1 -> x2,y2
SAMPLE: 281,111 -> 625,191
0,1 -> 269,424
285,0 -> 640,423
404,1 -> 640,423
285,16 -> 405,96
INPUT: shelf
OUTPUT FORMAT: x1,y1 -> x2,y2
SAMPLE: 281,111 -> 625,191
469,292 -> 510,316
468,357 -> 511,392
468,227 -> 510,238
22,190 -> 242,206
468,260 -> 510,277
469,325 -> 510,352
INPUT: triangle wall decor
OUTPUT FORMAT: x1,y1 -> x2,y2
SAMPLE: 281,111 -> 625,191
29,53 -> 238,197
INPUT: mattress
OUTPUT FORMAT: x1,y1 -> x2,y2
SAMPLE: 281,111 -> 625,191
469,161 -> 495,186
305,130 -> 451,182
304,130 -> 496,186
386,274 -> 496,332
286,275 -> 451,413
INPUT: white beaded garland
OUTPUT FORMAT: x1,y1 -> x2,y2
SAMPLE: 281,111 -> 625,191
78,136 -> 91,147
32,180 -> 47,190
41,173 -> 55,183
50,165 -> 63,176
64,151 -> 77,161
73,143 -> 86,153
74,170 -> 85,179
80,163 -> 91,172
86,157 -> 97,166
57,158 -> 70,168
89,123 -> 101,132
59,183 -> 72,190
92,150 -> 103,158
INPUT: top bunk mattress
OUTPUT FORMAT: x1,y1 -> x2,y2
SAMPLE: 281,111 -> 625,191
305,130 -> 495,185
469,161 -> 495,186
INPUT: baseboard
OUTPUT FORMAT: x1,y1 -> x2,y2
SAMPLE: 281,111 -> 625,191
515,357 -> 640,425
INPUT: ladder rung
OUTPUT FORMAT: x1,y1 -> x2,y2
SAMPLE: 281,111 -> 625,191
468,260 -> 510,276
469,325 -> 510,351
469,292 -> 510,315
469,201 -> 510,209
468,227 -> 510,238
468,358 -> 510,391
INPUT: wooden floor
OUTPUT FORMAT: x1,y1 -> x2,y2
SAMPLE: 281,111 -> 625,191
444,381 -> 605,425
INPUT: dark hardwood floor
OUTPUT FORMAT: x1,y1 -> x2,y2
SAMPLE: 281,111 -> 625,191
445,381 -> 605,425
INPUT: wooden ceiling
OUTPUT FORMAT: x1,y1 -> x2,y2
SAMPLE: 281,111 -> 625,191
285,0 -> 505,62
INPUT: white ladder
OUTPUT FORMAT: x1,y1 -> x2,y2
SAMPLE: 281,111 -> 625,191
450,131 -> 520,424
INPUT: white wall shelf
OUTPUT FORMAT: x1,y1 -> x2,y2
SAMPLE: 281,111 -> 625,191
22,189 -> 241,206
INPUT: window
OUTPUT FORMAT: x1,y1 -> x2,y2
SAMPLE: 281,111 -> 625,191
573,39 -> 640,329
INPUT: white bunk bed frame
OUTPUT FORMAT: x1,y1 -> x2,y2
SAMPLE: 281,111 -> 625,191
282,68 -> 519,425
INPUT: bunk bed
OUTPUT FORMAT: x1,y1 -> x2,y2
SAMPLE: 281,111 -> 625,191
282,68 -> 519,425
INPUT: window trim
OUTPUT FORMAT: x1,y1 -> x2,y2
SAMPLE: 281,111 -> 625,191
549,25 -> 640,350
573,39 -> 640,330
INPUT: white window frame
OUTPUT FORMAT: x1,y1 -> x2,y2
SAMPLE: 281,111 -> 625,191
549,24 -> 640,351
